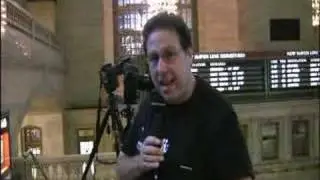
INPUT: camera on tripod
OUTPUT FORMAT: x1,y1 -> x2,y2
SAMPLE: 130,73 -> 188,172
100,56 -> 153,104
82,56 -> 154,179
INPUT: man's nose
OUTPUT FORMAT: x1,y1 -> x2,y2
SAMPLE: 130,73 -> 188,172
156,58 -> 168,72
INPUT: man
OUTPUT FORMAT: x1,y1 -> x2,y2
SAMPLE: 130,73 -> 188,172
116,12 -> 254,180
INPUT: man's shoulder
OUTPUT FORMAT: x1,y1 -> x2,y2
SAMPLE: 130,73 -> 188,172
132,92 -> 153,125
195,77 -> 234,116
137,93 -> 152,107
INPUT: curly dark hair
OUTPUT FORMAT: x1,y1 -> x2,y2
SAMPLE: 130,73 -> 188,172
142,12 -> 192,54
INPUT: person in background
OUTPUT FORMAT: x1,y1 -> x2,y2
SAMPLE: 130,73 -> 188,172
116,12 -> 254,180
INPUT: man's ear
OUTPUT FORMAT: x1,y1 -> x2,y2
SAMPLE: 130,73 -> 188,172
186,47 -> 193,58
186,47 -> 193,66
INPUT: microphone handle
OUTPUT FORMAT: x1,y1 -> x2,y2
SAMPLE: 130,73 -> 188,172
149,113 -> 164,138
149,92 -> 166,180
149,112 -> 164,180
153,170 -> 159,180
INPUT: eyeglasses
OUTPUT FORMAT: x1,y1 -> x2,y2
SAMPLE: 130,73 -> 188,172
147,48 -> 182,64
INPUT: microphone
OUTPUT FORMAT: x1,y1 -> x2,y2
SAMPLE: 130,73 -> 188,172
149,92 -> 166,180
149,91 -> 166,139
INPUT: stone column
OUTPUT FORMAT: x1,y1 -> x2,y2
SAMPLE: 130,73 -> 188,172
56,0 -> 113,153
56,0 -> 104,107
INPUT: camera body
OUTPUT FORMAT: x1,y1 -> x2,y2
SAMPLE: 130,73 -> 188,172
100,57 -> 154,104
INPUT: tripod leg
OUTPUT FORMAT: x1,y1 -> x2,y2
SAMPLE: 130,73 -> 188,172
122,106 -> 133,144
81,109 -> 111,180
113,131 -> 120,157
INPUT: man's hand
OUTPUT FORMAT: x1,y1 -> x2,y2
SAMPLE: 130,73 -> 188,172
138,136 -> 165,171
115,136 -> 164,180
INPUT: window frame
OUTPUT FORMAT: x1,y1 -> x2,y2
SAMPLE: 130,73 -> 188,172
260,120 -> 280,161
76,128 -> 95,155
113,0 -> 199,61
21,125 -> 43,156
291,115 -> 311,158
312,0 -> 319,27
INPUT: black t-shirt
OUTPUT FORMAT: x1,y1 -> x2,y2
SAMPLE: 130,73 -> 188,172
122,77 -> 254,180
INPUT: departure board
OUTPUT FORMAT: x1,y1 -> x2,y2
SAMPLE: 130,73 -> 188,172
269,50 -> 320,90
192,52 -> 265,93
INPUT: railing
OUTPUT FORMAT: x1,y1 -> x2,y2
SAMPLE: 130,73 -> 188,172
22,150 -> 49,180
12,153 -> 118,180
11,153 -> 319,179
254,158 -> 320,174
1,0 -> 59,49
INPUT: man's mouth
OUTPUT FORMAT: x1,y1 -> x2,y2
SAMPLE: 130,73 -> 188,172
160,78 -> 175,86
159,79 -> 176,93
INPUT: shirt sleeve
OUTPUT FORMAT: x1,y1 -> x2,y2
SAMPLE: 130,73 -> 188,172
208,111 -> 255,180
121,100 -> 148,156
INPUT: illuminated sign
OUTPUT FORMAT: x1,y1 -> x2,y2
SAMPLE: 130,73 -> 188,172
1,112 -> 11,180
192,55 -> 264,93
193,52 -> 246,60
286,50 -> 319,56
269,57 -> 320,90
192,51 -> 319,93
1,118 -> 7,128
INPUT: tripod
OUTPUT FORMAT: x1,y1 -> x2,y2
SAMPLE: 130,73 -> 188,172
81,75 -> 136,179
81,90 -> 123,180
81,59 -> 151,179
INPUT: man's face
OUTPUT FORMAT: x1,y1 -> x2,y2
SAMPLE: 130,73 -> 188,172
146,29 -> 193,104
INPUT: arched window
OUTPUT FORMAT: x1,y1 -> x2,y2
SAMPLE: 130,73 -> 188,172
114,0 -> 197,59
312,0 -> 319,27
21,126 -> 42,156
